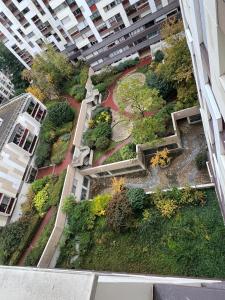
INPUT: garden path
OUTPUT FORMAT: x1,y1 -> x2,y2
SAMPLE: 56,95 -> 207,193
102,56 -> 151,112
93,137 -> 131,166
18,206 -> 56,266
36,96 -> 81,179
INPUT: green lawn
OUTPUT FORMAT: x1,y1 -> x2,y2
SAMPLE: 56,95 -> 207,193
57,189 -> 225,279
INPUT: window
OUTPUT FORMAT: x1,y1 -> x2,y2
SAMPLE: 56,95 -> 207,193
0,193 -> 15,215
104,0 -> 121,12
72,178 -> 78,195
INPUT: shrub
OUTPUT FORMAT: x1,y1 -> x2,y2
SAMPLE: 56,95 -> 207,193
179,186 -> 206,207
47,172 -> 66,206
94,111 -> 112,124
150,148 -> 170,168
31,177 -> 49,194
92,106 -> 110,120
34,189 -> 49,215
83,129 -> 96,148
35,142 -> 51,168
70,84 -> 86,101
48,102 -> 75,127
88,119 -> 95,129
106,191 -> 132,232
195,150 -> 207,170
79,66 -> 89,86
153,189 -> 178,218
62,195 -> 76,216
91,194 -> 112,216
95,136 -> 111,151
51,139 -> 69,165
0,219 -> 29,264
96,82 -> 107,94
115,58 -> 139,72
126,188 -> 146,211
111,177 -> 125,194
59,133 -> 71,142
154,50 -> 165,63
146,70 -> 175,100
120,144 -> 136,160
93,123 -> 112,139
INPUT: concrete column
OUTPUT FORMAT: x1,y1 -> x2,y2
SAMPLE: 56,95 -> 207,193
148,0 -> 157,13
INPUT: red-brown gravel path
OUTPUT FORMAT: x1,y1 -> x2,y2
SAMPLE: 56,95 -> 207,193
18,206 -> 56,266
36,96 -> 81,179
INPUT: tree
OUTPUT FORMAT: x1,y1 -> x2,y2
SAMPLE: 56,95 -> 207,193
0,43 -> 28,94
22,44 -> 74,98
132,116 -> 165,144
26,85 -> 46,102
146,70 -> 176,100
48,102 -> 75,127
117,77 -> 165,117
126,188 -> 146,211
154,50 -> 165,63
106,191 -> 132,232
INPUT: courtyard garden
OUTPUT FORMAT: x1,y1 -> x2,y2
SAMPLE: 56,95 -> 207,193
83,20 -> 198,166
56,180 -> 225,279
0,172 -> 65,266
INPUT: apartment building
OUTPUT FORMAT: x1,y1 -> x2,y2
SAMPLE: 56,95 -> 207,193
180,0 -> 225,218
0,93 -> 46,226
0,71 -> 14,104
0,0 -> 180,70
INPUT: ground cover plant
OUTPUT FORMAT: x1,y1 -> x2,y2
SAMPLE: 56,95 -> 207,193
103,143 -> 136,164
0,173 -> 65,266
35,101 -> 75,167
57,184 -> 225,279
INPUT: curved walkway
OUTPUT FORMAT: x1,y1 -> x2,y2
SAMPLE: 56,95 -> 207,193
102,56 -> 151,112
36,96 -> 81,179
18,206 -> 56,266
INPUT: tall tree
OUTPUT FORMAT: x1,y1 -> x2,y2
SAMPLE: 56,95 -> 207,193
117,76 -> 165,117
22,44 -> 74,99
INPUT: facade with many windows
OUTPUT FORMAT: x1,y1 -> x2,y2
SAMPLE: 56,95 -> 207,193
180,0 -> 225,218
0,0 -> 180,70
0,93 -> 46,226
0,71 -> 14,105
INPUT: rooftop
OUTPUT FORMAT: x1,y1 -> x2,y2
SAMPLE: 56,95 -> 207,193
0,94 -> 28,151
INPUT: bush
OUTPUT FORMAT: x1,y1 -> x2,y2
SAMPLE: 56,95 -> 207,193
126,188 -> 146,211
35,142 -> 51,168
153,189 -> 178,218
0,219 -> 29,264
95,136 -> 111,151
70,84 -> 86,101
91,194 -> 112,216
179,186 -> 206,207
154,50 -> 165,63
48,102 -> 75,127
83,129 -> 96,149
92,106 -> 110,120
31,177 -> 49,194
120,144 -> 136,160
34,189 -> 49,215
195,150 -> 207,170
96,82 -> 107,94
93,123 -> 112,139
94,111 -> 112,124
146,70 -> 175,100
79,66 -> 89,86
62,195 -> 76,216
51,139 -> 69,165
9,214 -> 41,265
47,172 -> 66,206
115,58 -> 139,72
106,191 -> 132,232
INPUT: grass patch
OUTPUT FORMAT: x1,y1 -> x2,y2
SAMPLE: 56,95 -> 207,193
57,189 -> 225,278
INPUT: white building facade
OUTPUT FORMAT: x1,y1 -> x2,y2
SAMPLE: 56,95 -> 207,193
0,0 -> 180,70
0,71 -> 14,104
180,0 -> 225,217
0,93 -> 46,226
